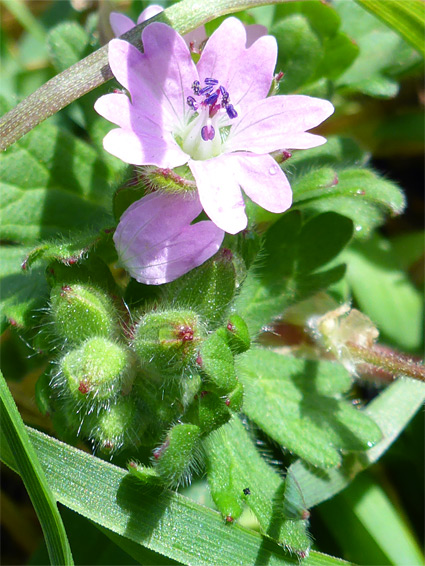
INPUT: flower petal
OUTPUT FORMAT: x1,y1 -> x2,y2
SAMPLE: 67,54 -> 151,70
189,156 -> 248,234
227,35 -> 277,112
197,18 -> 276,112
109,13 -> 135,36
197,18 -> 246,90
108,25 -> 198,130
245,24 -> 268,47
226,95 -> 335,154
113,191 -> 224,285
226,153 -> 292,213
136,5 -> 163,24
95,93 -> 166,136
103,128 -> 189,168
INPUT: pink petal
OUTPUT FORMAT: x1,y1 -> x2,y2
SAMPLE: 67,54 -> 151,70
226,34 -> 277,112
197,18 -> 246,91
95,93 -> 166,137
108,25 -> 198,130
225,153 -> 292,213
103,128 -> 189,168
136,5 -> 163,24
226,95 -> 334,154
197,18 -> 276,113
189,156 -> 248,234
113,192 -> 224,285
109,13 -> 135,36
245,24 -> 268,47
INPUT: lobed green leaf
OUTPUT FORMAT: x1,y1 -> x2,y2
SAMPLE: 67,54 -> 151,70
237,350 -> 382,468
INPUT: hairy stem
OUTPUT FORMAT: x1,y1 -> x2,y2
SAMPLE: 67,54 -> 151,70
0,0 -> 290,150
347,342 -> 425,382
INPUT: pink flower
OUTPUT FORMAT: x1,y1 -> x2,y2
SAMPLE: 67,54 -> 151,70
113,191 -> 224,285
96,17 -> 334,234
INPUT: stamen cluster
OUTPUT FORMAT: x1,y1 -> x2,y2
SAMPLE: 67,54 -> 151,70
187,78 -> 238,141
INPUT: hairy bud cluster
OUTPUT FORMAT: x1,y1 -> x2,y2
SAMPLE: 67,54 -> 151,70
41,251 -> 251,488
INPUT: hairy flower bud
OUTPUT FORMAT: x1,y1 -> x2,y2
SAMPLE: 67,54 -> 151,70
58,337 -> 131,409
134,309 -> 204,376
86,396 -> 143,454
153,423 -> 202,487
50,283 -> 117,345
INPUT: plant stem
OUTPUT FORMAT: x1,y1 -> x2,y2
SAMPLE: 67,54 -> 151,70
347,342 -> 425,382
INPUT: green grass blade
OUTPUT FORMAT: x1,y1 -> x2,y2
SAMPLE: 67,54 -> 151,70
0,371 -> 74,566
355,0 -> 425,55
318,472 -> 424,565
0,425 -> 350,566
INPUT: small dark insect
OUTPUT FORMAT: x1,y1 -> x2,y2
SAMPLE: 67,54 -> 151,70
243,487 -> 251,496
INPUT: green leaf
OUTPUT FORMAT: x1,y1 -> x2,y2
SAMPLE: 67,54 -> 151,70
289,377 -> 425,509
235,212 -> 352,336
237,350 -> 382,469
0,120 -> 115,244
204,417 -> 311,554
343,235 -> 423,351
0,371 -> 73,565
272,15 -> 322,93
334,0 -> 421,97
354,0 -> 425,56
0,426 -> 350,566
293,168 -> 406,239
47,22 -> 90,72
272,1 -> 358,85
0,245 -> 48,330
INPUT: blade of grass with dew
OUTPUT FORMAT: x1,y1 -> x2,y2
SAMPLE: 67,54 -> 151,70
0,424 -> 351,566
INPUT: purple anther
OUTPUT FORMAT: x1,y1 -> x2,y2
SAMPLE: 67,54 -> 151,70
192,80 -> 200,95
201,124 -> 215,141
186,96 -> 198,110
219,86 -> 229,103
205,78 -> 219,85
225,104 -> 238,119
199,85 -> 213,95
205,92 -> 219,106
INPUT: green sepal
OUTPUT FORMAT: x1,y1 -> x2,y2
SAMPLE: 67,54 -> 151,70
133,309 -> 203,376
127,462 -> 162,485
153,423 -> 202,487
224,314 -> 251,354
165,249 -> 237,327
49,283 -> 118,346
199,332 -> 238,396
184,391 -> 232,436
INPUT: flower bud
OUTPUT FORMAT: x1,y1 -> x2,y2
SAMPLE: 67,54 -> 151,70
134,309 -> 203,376
153,423 -> 202,487
58,337 -> 131,409
50,283 -> 117,345
86,396 -> 143,454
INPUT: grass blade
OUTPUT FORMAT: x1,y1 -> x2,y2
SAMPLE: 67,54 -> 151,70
0,371 -> 73,565
1,424 -> 350,566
